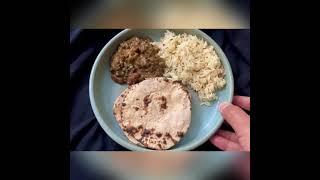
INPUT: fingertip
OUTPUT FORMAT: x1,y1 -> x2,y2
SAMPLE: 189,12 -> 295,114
219,102 -> 231,113
233,96 -> 250,111
210,135 -> 223,145
210,135 -> 242,151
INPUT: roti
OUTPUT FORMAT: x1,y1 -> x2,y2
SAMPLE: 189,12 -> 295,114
113,77 -> 192,150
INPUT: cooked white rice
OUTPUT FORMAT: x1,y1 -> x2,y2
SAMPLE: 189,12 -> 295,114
153,30 -> 226,106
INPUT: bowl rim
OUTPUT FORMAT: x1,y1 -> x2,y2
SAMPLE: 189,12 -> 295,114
89,29 -> 234,151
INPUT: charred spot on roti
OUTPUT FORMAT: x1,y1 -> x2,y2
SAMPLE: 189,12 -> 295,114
165,132 -> 171,138
122,103 -> 126,106
156,133 -> 162,138
136,98 -> 139,100
120,111 -> 123,119
164,78 -> 169,82
177,132 -> 184,138
163,138 -> 167,145
125,126 -> 139,136
137,137 -> 150,148
165,132 -> 178,144
142,129 -> 151,137
158,144 -> 162,149
137,136 -> 143,142
121,94 -> 124,97
181,87 -> 189,95
143,95 -> 151,108
173,80 -> 183,85
134,107 -> 139,111
159,96 -> 167,110
171,138 -> 178,144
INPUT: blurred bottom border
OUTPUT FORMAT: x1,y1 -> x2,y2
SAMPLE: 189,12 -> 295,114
70,152 -> 250,180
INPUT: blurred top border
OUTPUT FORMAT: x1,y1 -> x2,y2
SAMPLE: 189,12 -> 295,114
70,0 -> 250,29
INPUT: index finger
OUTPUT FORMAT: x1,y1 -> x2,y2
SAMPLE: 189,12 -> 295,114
233,96 -> 250,111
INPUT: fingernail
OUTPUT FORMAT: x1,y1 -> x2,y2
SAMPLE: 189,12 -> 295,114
219,102 -> 231,112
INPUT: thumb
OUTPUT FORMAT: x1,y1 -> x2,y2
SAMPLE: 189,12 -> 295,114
219,102 -> 250,151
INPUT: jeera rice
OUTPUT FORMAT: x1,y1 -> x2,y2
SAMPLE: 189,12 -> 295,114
153,30 -> 226,106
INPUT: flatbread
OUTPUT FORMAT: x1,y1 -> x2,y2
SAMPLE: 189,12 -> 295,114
113,77 -> 192,150
113,88 -> 144,146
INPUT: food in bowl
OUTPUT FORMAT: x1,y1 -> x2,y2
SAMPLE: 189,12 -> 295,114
110,37 -> 166,85
113,77 -> 191,150
110,31 -> 226,105
153,30 -> 226,106
107,30 -> 229,150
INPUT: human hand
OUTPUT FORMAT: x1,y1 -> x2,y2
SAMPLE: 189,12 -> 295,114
210,96 -> 250,151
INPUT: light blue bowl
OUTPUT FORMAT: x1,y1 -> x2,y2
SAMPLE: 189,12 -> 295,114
89,29 -> 234,151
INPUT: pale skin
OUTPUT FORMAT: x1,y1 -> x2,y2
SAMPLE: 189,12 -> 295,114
210,96 -> 250,151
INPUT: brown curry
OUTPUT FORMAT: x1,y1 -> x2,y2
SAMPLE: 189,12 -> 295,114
110,37 -> 166,85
